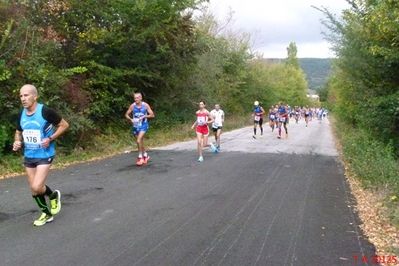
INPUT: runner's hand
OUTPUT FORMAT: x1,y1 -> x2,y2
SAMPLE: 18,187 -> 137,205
41,138 -> 51,148
12,141 -> 22,151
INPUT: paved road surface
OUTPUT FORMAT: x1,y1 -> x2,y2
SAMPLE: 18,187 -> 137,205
0,118 -> 376,265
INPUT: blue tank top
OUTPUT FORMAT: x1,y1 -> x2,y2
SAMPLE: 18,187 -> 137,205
131,102 -> 149,128
254,106 -> 263,115
278,106 -> 286,114
20,103 -> 56,158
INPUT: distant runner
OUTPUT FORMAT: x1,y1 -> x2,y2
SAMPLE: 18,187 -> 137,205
252,101 -> 265,139
277,102 -> 288,139
210,104 -> 224,152
304,106 -> 310,127
125,92 -> 155,166
294,106 -> 301,124
13,84 -> 69,226
268,107 -> 276,132
191,101 -> 215,162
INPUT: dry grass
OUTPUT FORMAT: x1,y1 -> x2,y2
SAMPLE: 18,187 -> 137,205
344,171 -> 399,255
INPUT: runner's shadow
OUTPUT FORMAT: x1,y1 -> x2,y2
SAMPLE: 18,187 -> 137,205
116,164 -> 138,173
116,150 -> 190,173
116,161 -> 169,174
62,187 -> 104,205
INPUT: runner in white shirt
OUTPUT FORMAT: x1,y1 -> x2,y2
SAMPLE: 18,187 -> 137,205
210,104 -> 224,152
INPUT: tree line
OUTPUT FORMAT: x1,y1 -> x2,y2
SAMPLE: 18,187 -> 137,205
0,0 -> 309,156
320,0 -> 399,187
322,0 -> 398,155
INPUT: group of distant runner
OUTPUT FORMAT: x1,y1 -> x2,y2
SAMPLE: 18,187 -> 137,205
253,101 -> 329,139
253,101 -> 289,139
289,106 -> 329,126
11,84 -> 327,226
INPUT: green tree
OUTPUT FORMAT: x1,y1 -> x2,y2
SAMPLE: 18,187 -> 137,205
286,42 -> 299,68
283,42 -> 309,105
321,0 -> 399,154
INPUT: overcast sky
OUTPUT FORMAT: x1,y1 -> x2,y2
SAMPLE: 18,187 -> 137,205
206,0 -> 349,58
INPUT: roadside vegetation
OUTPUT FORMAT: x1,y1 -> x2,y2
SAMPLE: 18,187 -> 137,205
319,0 -> 399,253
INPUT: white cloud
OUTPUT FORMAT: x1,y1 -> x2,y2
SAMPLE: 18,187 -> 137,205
207,0 -> 349,58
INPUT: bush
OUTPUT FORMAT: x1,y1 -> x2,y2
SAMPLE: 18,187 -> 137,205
337,121 -> 399,192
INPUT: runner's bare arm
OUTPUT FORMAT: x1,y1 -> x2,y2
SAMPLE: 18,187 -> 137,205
191,111 -> 198,129
13,130 -> 23,151
49,119 -> 69,140
207,112 -> 214,124
42,119 -> 69,148
144,103 -> 155,119
125,105 -> 134,122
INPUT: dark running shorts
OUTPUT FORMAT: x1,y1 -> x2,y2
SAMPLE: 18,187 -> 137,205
212,126 -> 222,132
254,118 -> 263,125
24,157 -> 54,168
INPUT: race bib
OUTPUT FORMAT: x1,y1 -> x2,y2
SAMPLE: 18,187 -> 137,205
23,130 -> 42,148
254,115 -> 261,122
279,117 -> 286,122
133,118 -> 142,127
197,116 -> 206,126
270,115 -> 275,119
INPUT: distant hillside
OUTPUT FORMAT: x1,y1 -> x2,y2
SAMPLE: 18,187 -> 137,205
299,58 -> 332,91
262,58 -> 332,92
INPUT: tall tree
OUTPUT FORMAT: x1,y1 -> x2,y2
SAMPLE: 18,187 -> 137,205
286,42 -> 299,68
282,42 -> 309,105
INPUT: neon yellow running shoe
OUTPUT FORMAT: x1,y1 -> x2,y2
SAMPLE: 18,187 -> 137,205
33,213 -> 53,226
50,190 -> 61,215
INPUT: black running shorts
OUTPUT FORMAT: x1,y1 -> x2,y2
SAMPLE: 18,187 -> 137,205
24,157 -> 54,168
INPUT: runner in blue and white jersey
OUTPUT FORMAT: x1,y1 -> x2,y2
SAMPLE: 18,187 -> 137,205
13,84 -> 69,226
125,92 -> 155,166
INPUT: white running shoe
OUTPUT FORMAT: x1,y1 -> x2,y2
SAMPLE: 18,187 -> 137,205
210,143 -> 217,153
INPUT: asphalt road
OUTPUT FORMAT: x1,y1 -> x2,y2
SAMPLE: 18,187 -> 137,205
0,118 -> 376,266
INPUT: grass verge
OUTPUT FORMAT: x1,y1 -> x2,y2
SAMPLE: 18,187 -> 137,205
331,116 -> 399,256
0,115 -> 250,179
